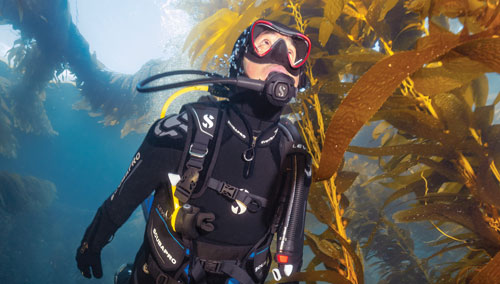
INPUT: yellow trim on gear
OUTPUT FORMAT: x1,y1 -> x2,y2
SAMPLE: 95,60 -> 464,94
170,185 -> 181,231
160,85 -> 209,118
161,85 -> 209,231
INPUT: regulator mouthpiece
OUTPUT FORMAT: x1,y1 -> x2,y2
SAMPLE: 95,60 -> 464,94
263,72 -> 297,107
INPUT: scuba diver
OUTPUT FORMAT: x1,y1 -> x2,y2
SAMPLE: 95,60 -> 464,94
76,19 -> 312,284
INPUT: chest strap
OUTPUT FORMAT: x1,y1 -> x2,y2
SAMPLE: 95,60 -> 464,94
191,258 -> 254,284
206,177 -> 269,211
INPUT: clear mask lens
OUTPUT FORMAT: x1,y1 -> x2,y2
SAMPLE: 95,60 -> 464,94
251,21 -> 310,68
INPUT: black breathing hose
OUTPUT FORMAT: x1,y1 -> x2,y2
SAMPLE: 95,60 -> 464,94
136,69 -> 265,94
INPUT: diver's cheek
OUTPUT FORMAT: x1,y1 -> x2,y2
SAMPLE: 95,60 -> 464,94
292,75 -> 299,87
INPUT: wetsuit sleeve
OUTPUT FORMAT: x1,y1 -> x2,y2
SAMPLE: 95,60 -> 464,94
80,113 -> 188,253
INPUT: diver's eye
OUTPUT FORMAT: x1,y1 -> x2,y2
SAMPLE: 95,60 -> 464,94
256,39 -> 273,54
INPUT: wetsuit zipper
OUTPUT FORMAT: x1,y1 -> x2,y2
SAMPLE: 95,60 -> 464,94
243,134 -> 259,178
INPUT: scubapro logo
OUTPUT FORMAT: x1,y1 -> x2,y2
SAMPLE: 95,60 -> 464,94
153,228 -> 177,264
202,114 -> 215,129
231,200 -> 247,215
113,151 -> 142,200
277,84 -> 287,97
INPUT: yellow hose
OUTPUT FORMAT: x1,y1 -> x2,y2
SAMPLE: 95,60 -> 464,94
161,85 -> 209,231
160,85 -> 209,118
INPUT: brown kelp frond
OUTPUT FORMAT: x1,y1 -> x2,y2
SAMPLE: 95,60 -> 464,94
316,29 -> 500,181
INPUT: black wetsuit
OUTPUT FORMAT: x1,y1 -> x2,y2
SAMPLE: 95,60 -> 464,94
77,91 -> 311,284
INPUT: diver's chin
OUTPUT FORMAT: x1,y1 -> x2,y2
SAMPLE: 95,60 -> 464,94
266,65 -> 289,78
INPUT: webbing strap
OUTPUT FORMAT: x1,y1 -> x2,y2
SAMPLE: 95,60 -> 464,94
219,262 -> 254,284
146,255 -> 180,284
175,105 -> 219,203
192,258 -> 255,284
207,178 -> 269,208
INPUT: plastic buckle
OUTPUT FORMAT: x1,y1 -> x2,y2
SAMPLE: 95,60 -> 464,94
175,168 -> 200,203
189,144 -> 208,158
202,260 -> 221,273
156,273 -> 170,284
220,183 -> 238,199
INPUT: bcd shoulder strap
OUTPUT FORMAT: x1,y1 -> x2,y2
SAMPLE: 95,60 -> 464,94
175,100 -> 225,203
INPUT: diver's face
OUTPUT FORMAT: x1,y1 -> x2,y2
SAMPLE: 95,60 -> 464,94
242,31 -> 300,87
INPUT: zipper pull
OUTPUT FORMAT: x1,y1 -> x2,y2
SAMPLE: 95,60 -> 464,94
243,135 -> 257,162
243,135 -> 258,178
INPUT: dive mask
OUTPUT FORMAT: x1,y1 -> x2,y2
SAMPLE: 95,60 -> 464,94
246,19 -> 311,75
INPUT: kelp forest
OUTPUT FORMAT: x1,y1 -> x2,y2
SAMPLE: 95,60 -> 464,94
1,0 -> 500,283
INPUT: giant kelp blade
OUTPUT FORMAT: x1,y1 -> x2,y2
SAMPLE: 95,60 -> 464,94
315,26 -> 499,181
305,231 -> 344,267
382,108 -> 448,138
347,144 -> 449,157
318,0 -> 347,46
315,32 -> 457,180
418,158 -> 465,183
412,55 -> 493,96
335,171 -> 359,194
393,201 -> 500,247
380,184 -> 419,212
454,38 -> 500,73
185,9 -> 238,65
432,92 -> 471,142
486,125 -> 500,172
360,160 -> 420,186
317,47 -> 386,63
307,183 -> 333,225
319,18 -> 334,47
424,243 -> 470,262
473,105 -> 494,131
392,202 -> 476,228
304,255 -> 322,272
471,251 -> 500,284
493,91 -> 500,106
326,224 -> 365,284
471,75 -> 490,108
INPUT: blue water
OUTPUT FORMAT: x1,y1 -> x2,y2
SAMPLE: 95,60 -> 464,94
0,83 -> 146,283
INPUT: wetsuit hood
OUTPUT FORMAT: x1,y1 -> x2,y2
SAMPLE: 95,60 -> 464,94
228,89 -> 283,123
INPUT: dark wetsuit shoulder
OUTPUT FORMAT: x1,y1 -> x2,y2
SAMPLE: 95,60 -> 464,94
145,112 -> 190,150
104,112 -> 189,227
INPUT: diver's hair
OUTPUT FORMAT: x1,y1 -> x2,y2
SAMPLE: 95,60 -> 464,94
228,26 -> 251,78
